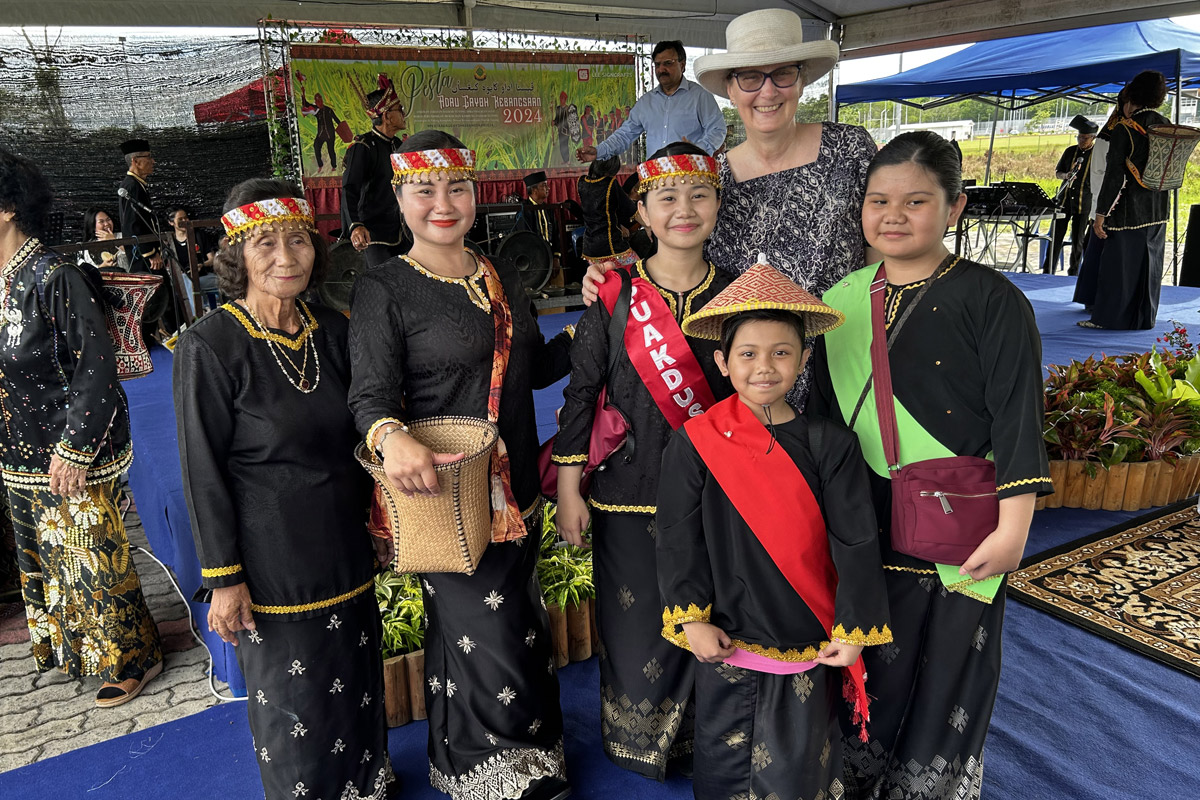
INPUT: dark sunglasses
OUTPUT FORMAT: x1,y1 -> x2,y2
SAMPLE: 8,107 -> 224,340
728,64 -> 803,92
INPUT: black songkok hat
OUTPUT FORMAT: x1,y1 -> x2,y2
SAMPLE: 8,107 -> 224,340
120,138 -> 151,155
524,171 -> 548,188
1068,115 -> 1099,135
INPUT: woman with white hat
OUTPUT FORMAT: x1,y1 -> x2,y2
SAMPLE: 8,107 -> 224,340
586,8 -> 878,409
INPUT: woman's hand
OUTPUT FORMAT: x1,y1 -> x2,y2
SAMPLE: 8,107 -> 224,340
209,584 -> 255,646
682,621 -> 736,663
556,490 -> 591,548
47,455 -> 87,498
380,429 -> 463,497
814,640 -> 863,668
371,533 -> 395,566
1092,213 -> 1108,241
580,260 -> 618,306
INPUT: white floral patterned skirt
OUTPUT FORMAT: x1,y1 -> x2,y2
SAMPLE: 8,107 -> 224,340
235,592 -> 392,800
422,537 -> 567,800
9,480 -> 161,683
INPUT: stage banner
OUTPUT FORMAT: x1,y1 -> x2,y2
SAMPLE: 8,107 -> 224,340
290,45 -> 637,188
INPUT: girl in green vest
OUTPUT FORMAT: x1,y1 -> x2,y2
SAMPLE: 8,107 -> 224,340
813,131 -> 1052,800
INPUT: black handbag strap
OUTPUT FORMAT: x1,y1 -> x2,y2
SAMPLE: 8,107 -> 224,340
847,258 -> 953,429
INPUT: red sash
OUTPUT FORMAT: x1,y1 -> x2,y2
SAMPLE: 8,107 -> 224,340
686,395 -> 871,738
598,272 -> 715,430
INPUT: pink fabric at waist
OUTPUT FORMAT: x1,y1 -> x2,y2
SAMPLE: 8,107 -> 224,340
723,647 -> 817,675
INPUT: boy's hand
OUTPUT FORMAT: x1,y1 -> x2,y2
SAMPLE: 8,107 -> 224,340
556,491 -> 591,548
682,621 -> 736,663
814,640 -> 863,668
960,524 -> 1028,581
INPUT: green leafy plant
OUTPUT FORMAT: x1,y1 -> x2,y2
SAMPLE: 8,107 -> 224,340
375,570 -> 425,660
1043,392 -> 1139,474
537,503 -> 595,610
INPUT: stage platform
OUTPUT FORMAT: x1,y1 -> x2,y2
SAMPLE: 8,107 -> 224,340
3,271 -> 1197,798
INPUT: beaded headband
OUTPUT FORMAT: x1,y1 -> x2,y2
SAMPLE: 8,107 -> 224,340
391,148 -> 477,185
220,197 -> 317,244
637,153 -> 721,195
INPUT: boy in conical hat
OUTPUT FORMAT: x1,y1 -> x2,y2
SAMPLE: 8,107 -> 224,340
658,254 -> 892,800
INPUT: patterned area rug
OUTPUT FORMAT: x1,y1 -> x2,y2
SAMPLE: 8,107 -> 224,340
1008,501 -> 1200,678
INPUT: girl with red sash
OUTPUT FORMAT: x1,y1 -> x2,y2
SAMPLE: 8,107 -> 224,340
659,259 -> 892,800
348,131 -> 574,800
813,132 -> 1052,800
553,142 -> 733,780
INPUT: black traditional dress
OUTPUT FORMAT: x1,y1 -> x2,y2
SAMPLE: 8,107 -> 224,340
1086,109 -> 1171,330
341,128 -> 404,267
174,302 -> 390,800
515,199 -> 561,261
815,256 -> 1053,800
348,252 -> 573,800
656,413 -> 891,800
551,261 -> 732,779
0,238 -> 160,683
705,122 -> 876,407
577,174 -> 637,265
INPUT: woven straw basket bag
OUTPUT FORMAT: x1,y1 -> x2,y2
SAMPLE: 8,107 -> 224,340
1142,123 -> 1200,191
355,416 -> 499,575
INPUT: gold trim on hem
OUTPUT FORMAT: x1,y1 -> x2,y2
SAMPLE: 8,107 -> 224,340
250,578 -> 373,614
884,564 -> 937,574
1106,219 -> 1168,231
2,445 -> 133,489
201,564 -> 243,578
590,500 -> 656,514
831,623 -> 893,646
551,454 -> 587,465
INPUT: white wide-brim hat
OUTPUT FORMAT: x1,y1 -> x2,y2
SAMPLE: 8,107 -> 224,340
694,9 -> 840,99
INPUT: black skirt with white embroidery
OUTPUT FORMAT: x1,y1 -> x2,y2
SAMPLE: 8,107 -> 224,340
422,537 -> 567,800
235,592 -> 392,800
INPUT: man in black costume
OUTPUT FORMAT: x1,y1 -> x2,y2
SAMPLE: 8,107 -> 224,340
1043,114 -> 1098,275
341,75 -> 407,268
515,171 -> 560,260
117,138 -> 162,274
308,93 -> 342,173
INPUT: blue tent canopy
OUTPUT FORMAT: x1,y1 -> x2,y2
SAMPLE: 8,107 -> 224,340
837,20 -> 1200,108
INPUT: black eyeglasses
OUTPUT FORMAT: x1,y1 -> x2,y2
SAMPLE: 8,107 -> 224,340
653,58 -> 679,69
728,64 -> 803,92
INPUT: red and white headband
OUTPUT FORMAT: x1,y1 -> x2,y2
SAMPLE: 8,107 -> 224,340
637,153 -> 721,194
221,197 -> 316,244
391,149 -> 477,185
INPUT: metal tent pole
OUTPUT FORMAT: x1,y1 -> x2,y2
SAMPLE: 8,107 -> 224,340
983,91 -> 1004,186
1173,51 -> 1183,284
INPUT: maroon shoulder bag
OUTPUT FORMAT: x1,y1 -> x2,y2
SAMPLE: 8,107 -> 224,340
859,262 -> 998,565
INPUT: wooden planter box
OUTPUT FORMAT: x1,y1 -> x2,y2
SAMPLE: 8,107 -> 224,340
547,599 -> 596,667
382,649 -> 426,728
1039,455 -> 1200,512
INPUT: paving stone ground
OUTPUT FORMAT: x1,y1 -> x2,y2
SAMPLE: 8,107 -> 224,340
0,509 -> 234,774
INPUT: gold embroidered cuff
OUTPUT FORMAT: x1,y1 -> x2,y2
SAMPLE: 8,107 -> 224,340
551,454 -> 587,465
54,441 -> 96,470
201,563 -> 243,578
996,476 -> 1052,492
590,500 -> 656,514
661,603 -> 713,648
830,623 -> 894,647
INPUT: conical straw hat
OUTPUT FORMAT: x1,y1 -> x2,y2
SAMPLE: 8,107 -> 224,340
682,253 -> 844,340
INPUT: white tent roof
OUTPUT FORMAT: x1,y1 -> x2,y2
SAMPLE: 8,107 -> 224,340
4,0 -> 1198,55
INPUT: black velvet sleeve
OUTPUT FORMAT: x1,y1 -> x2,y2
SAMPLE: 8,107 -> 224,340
979,283 -> 1053,498
1096,127 -> 1131,216
812,417 -> 891,645
611,180 -> 638,228
347,271 -> 408,437
551,299 -> 609,463
524,301 -> 573,390
656,428 -> 715,634
340,142 -> 370,231
173,330 -> 245,589
1055,146 -> 1074,175
43,264 -> 123,469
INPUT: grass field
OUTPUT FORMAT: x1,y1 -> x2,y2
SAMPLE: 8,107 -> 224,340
957,134 -> 1199,238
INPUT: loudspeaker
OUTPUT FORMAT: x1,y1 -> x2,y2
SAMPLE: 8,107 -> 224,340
1181,205 -> 1200,287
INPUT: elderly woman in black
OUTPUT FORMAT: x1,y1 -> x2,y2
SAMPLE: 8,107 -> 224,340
349,130 -> 573,800
0,147 -> 162,707
174,178 -> 392,800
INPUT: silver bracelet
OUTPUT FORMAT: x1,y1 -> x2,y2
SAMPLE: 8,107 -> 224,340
375,424 -> 409,457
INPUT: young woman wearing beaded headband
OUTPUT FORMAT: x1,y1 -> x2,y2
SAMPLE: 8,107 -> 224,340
347,130 -> 574,800
174,178 -> 393,800
553,141 -> 735,780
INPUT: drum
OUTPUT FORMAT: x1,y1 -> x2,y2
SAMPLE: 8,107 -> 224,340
99,271 -> 164,380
